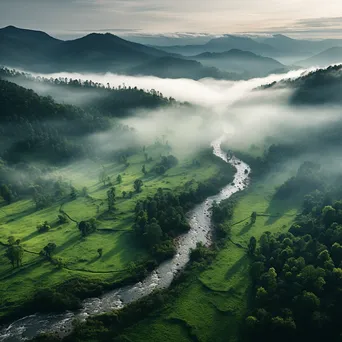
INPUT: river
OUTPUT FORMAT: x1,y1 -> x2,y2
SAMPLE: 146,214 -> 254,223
0,136 -> 250,341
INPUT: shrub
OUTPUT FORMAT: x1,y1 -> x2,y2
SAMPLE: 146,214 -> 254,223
36,221 -> 51,233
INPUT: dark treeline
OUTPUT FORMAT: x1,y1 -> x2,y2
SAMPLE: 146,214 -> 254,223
0,67 -> 177,116
133,154 -> 236,260
245,160 -> 342,342
262,64 -> 342,105
0,77 -> 135,164
0,66 -> 180,164
134,188 -> 188,260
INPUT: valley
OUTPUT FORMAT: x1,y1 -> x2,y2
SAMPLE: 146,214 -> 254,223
1,14 -> 342,342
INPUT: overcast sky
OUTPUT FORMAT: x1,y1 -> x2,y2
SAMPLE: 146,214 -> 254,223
1,0 -> 342,39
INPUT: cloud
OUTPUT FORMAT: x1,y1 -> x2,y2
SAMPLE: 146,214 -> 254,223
2,0 -> 342,39
247,17 -> 342,39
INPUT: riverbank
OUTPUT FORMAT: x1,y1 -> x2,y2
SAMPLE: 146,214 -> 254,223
112,164 -> 301,342
0,139 -> 241,341
0,146 -> 234,324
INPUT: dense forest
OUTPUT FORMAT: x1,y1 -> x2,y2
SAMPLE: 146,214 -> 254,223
262,64 -> 342,104
246,189 -> 342,342
0,69 -> 179,199
0,67 -> 177,115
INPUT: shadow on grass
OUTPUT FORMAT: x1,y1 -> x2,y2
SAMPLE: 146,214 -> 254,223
55,234 -> 81,254
141,173 -> 160,182
5,206 -> 36,223
37,266 -> 62,283
87,255 -> 100,265
0,258 -> 43,281
237,222 -> 253,236
225,255 -> 249,281
21,230 -> 40,242
100,232 -> 143,264
265,195 -> 300,225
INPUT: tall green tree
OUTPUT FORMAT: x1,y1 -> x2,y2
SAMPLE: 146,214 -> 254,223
5,237 -> 23,268
0,184 -> 13,204
134,179 -> 143,193
107,187 -> 116,211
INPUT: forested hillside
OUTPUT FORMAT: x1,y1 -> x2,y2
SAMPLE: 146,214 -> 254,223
262,64 -> 342,104
0,69 -> 178,164
246,178 -> 342,342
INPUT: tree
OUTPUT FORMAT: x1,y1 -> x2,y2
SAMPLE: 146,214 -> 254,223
5,238 -> 23,268
251,212 -> 257,224
78,219 -> 97,237
134,179 -> 143,193
107,187 -> 116,211
117,174 -> 122,184
58,214 -> 68,224
0,184 -> 13,204
246,316 -> 258,329
81,187 -> 88,197
122,191 -> 127,198
322,205 -> 336,227
264,267 -> 277,292
142,164 -> 147,175
145,219 -> 163,247
296,291 -> 320,312
128,191 -> 133,199
7,236 -> 15,246
70,186 -> 77,200
37,221 -> 51,233
99,169 -> 108,186
248,236 -> 257,256
332,242 -> 342,265
32,189 -> 50,210
40,243 -> 57,258
97,248 -> 103,258
156,165 -> 166,174
256,287 -> 268,303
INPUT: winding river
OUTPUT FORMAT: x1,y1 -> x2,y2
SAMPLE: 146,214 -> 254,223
0,136 -> 250,342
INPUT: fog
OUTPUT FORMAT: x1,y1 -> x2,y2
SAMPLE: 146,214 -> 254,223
3,64 -> 342,230
23,66 -> 342,157
31,68 -> 314,107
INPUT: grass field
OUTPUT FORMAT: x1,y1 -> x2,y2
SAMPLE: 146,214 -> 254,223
0,144 -> 227,319
119,165 -> 302,342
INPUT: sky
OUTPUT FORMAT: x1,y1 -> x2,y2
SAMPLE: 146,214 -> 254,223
1,0 -> 342,40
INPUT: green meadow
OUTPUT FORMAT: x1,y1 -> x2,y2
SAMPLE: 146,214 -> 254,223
0,145 -> 224,319
119,165 -> 302,342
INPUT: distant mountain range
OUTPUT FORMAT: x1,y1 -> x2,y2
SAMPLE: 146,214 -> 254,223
259,34 -> 342,55
297,47 -> 342,67
156,34 -> 342,65
157,35 -> 277,57
189,49 -> 287,77
0,26 -> 168,72
0,26 -> 290,80
2,26 -> 342,81
0,26 -> 243,80
128,56 -> 240,80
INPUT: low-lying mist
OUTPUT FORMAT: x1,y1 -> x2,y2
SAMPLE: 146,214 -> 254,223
6,64 -> 342,190
25,66 -> 342,157
3,63 -> 342,219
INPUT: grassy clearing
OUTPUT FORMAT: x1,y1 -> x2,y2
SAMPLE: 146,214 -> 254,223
0,146 -> 223,319
120,167 -> 301,342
